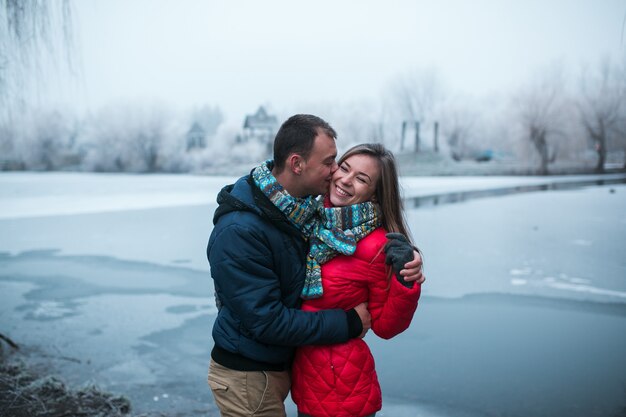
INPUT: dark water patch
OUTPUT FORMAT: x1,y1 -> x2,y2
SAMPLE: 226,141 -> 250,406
0,273 -> 191,302
372,291 -> 626,417
4,249 -> 207,275
171,259 -> 192,264
0,274 -> 210,303
1,273 -> 106,301
139,313 -> 213,357
408,176 -> 626,208
422,292 -> 626,317
166,304 -> 204,314
0,250 -> 211,300
8,248 -> 62,257
133,342 -> 158,355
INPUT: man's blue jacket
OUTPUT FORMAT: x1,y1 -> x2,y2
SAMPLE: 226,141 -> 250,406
207,171 -> 361,371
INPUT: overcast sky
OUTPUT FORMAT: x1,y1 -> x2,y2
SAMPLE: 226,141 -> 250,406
71,0 -> 626,123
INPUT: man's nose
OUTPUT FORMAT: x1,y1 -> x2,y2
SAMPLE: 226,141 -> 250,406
330,161 -> 338,174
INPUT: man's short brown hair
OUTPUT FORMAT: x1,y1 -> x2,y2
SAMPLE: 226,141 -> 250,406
272,114 -> 337,172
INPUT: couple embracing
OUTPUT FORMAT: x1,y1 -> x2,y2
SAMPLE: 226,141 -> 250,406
207,114 -> 425,417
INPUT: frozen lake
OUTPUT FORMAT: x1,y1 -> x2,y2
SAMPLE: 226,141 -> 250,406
1,172 -> 625,416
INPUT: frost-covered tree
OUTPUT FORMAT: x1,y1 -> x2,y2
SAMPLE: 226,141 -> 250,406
20,108 -> 76,170
0,106 -> 78,170
387,68 -> 445,151
577,58 -> 626,172
513,67 -> 569,175
288,99 -> 388,153
191,104 -> 223,139
438,99 -> 480,161
79,102 -> 185,173
333,101 -> 385,148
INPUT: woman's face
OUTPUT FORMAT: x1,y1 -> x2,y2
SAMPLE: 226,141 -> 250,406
329,154 -> 380,207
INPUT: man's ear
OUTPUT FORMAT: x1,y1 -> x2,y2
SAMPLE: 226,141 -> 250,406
288,154 -> 304,175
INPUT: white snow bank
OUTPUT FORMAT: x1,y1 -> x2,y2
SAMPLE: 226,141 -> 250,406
0,172 -> 237,219
1,172 -> 625,219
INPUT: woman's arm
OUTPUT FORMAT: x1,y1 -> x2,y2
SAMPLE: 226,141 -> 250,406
368,242 -> 421,340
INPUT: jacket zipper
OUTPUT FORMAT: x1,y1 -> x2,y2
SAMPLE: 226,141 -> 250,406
330,350 -> 336,386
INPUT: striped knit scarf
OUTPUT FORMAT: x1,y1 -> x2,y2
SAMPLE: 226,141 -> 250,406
302,196 -> 382,299
251,160 -> 382,300
251,160 -> 319,236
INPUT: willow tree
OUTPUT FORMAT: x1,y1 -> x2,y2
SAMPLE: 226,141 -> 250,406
577,58 -> 626,173
514,68 -> 568,175
0,0 -> 76,120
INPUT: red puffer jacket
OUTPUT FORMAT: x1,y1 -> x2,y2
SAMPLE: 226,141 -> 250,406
291,227 -> 421,417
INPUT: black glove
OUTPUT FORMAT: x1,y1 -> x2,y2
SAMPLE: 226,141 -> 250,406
384,233 -> 415,288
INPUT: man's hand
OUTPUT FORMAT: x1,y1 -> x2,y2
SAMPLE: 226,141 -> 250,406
353,302 -> 371,338
385,233 -> 425,285
400,250 -> 425,284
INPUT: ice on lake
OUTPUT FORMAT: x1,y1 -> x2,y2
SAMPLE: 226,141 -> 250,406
1,172 -> 625,416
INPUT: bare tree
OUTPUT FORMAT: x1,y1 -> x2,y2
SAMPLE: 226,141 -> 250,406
390,68 -> 442,122
387,68 -> 445,151
514,67 -> 568,175
439,101 -> 479,161
618,104 -> 626,169
577,58 -> 626,172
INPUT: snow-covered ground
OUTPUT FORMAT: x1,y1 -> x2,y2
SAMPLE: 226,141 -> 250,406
1,171 -> 625,417
0,172 -> 237,219
2,171 -> 624,219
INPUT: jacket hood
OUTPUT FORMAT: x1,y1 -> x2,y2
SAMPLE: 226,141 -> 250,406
212,177 -> 257,225
212,173 -> 304,239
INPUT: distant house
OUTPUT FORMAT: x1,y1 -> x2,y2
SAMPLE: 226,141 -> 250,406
186,122 -> 206,151
238,107 -> 278,153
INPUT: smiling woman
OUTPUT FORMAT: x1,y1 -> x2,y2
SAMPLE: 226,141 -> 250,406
291,143 -> 422,417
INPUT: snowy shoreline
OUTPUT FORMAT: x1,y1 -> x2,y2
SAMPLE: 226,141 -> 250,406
1,171 -> 625,219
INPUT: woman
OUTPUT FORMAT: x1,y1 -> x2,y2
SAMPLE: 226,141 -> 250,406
291,143 -> 422,417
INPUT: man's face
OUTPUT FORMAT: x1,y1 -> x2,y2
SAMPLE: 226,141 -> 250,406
299,132 -> 338,197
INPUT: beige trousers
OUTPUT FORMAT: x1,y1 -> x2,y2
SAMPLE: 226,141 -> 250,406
208,359 -> 291,417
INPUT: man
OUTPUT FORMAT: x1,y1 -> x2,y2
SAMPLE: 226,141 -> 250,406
207,114 -> 424,416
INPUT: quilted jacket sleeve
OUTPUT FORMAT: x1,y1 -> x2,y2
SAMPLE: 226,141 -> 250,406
367,250 -> 421,340
209,222 -> 352,347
